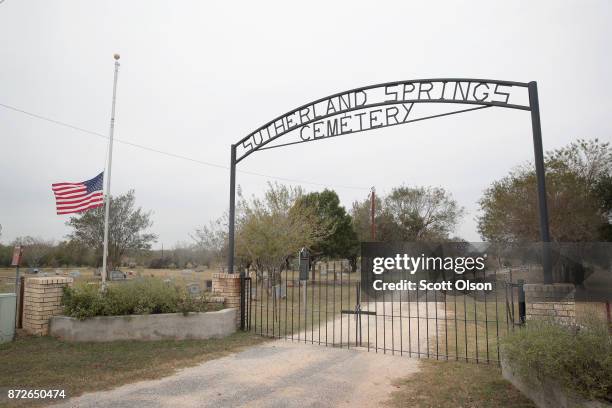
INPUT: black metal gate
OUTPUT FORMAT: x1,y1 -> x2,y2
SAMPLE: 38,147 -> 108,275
240,262 -> 524,365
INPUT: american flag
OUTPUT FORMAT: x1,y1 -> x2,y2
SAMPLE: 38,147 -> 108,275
52,172 -> 105,215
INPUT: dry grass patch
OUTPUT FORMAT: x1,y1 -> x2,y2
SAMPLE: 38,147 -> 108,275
387,359 -> 536,408
0,332 -> 267,407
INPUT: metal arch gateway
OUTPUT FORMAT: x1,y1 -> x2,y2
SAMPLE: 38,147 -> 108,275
227,78 -> 553,283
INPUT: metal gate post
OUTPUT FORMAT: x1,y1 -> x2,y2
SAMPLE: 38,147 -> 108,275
528,82 -> 553,284
239,271 -> 246,331
517,279 -> 526,324
228,144 -> 237,274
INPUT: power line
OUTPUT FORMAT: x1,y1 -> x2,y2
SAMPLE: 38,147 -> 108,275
0,102 -> 369,191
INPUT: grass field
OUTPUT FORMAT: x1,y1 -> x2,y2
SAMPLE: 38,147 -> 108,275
0,332 -> 267,408
0,267 -> 218,293
387,359 -> 536,408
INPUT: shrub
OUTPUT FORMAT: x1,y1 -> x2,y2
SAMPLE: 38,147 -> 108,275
501,318 -> 612,401
61,278 -> 221,319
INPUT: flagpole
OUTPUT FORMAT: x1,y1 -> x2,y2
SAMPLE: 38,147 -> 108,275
102,54 -> 120,284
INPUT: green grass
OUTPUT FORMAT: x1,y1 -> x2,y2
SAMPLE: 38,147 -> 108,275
434,290 -> 517,363
387,359 -> 536,408
249,271 -> 358,342
0,332 -> 267,407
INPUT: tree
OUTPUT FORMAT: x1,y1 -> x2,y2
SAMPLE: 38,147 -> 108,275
351,186 -> 464,242
478,139 -> 612,242
235,183 -> 328,278
192,216 -> 228,269
11,236 -> 55,268
297,189 -> 359,269
66,190 -> 157,271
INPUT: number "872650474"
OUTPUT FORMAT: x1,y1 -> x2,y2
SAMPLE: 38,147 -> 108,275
8,389 -> 66,399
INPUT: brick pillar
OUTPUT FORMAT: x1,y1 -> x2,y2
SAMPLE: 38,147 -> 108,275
524,283 -> 576,325
212,273 -> 241,327
22,276 -> 73,336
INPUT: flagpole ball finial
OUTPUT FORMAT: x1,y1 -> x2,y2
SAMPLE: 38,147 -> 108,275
113,53 -> 120,60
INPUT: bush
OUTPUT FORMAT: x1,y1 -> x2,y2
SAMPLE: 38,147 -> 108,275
61,278 -> 221,319
501,318 -> 612,401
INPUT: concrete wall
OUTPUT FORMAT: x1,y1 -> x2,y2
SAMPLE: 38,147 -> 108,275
501,360 -> 608,408
49,308 -> 237,342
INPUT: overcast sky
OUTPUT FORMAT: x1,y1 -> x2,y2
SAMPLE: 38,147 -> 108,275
1,1 -> 611,248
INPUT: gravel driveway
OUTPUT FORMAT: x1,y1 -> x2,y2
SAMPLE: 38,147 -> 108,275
50,340 -> 420,408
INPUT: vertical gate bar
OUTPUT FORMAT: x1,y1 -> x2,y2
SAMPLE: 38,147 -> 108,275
311,273 -> 314,344
304,280 -> 307,344
285,269 -> 288,339
266,273 -> 270,337
494,267 -> 500,363
425,287 -> 429,358
484,268 -> 490,363
454,272 -> 458,361
391,279 -> 394,355
354,284 -> 358,347
518,279 -> 526,324
254,271 -> 258,334
332,262 -> 336,346
325,263 -> 329,346
407,280 -> 412,357
298,279 -> 301,342
261,272 -> 265,336
382,272 -> 386,354
463,288 -> 468,361
248,278 -> 252,331
273,269 -> 277,338
375,274 -> 378,353
444,283 -> 448,360
240,273 -> 245,331
505,283 -> 510,334
474,286 -> 479,364
291,269 -> 295,340
509,275 -> 515,329
340,262 -> 343,347
318,264 -> 321,345
399,268 -> 403,356
348,262 -> 351,349
434,289 -> 439,360
367,257 -> 371,352
416,285 -> 420,358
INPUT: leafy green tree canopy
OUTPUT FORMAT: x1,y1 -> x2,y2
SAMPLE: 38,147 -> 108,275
478,139 -> 612,242
67,190 -> 157,270
296,189 -> 359,262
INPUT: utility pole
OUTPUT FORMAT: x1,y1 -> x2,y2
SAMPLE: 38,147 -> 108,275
370,187 -> 376,241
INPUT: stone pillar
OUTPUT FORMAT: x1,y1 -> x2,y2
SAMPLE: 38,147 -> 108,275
212,273 -> 241,327
22,276 -> 73,336
524,283 -> 576,325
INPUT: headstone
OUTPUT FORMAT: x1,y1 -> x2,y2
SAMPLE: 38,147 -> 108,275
187,283 -> 201,296
109,270 -> 126,281
299,248 -> 310,281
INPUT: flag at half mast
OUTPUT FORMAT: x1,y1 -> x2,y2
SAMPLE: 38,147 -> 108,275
52,172 -> 104,215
